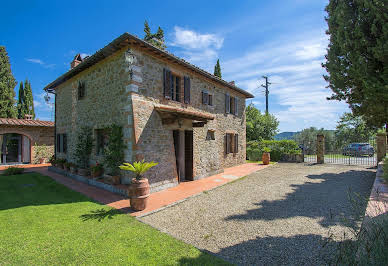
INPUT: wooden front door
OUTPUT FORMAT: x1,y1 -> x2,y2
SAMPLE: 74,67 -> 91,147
184,130 -> 193,181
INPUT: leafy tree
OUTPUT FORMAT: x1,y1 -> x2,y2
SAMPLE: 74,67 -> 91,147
323,0 -> 388,132
0,46 -> 17,118
294,127 -> 335,154
214,59 -> 222,78
74,126 -> 93,169
104,125 -> 125,176
246,104 -> 279,141
143,21 -> 167,50
335,113 -> 374,144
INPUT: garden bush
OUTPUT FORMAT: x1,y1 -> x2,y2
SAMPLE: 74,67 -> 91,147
2,167 -> 25,176
247,140 -> 301,162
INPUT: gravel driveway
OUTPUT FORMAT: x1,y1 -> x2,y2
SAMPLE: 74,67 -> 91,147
140,163 -> 375,265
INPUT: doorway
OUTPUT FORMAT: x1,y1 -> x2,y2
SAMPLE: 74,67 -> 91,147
173,130 -> 193,182
0,133 -> 30,165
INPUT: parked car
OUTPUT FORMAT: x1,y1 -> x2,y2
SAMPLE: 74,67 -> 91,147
342,143 -> 374,157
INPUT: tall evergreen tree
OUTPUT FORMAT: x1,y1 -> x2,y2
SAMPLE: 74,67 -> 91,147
323,0 -> 388,132
143,20 -> 167,50
214,59 -> 222,78
23,79 -> 35,119
0,46 -> 17,118
17,81 -> 25,119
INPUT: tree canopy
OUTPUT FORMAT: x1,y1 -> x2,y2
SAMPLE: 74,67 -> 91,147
143,21 -> 167,50
323,0 -> 388,131
294,127 -> 335,154
335,112 -> 374,144
214,59 -> 222,78
246,104 -> 279,141
0,46 -> 17,118
17,79 -> 35,119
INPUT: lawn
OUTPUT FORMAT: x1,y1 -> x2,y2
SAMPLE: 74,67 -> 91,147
0,173 -> 228,265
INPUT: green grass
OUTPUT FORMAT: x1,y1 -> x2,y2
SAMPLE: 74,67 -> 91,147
246,160 -> 276,164
0,173 -> 229,265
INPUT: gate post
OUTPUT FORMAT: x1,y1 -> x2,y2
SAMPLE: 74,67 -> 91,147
317,134 -> 325,164
376,132 -> 387,162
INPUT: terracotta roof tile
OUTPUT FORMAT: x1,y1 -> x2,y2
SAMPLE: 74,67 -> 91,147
0,118 -> 54,127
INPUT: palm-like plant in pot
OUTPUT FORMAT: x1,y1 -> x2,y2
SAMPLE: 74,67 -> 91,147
74,126 -> 93,176
104,125 -> 125,185
120,160 -> 158,211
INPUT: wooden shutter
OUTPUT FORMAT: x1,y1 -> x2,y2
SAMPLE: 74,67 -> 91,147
176,76 -> 181,102
63,134 -> 67,153
56,134 -> 61,153
208,94 -> 213,106
234,134 -> 238,153
163,68 -> 167,98
163,69 -> 172,99
225,134 -> 229,154
235,97 -> 238,115
225,94 -> 230,113
202,91 -> 208,105
184,76 -> 191,104
170,73 -> 174,100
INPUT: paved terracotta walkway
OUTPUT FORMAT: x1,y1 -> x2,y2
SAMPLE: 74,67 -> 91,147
31,163 -> 270,217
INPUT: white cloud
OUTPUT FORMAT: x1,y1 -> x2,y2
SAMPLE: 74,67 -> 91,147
26,58 -> 55,68
170,26 -> 224,71
222,32 -> 348,132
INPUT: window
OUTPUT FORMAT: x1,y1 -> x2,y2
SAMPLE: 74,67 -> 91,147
56,133 -> 67,153
225,94 -> 238,115
163,68 -> 189,103
78,81 -> 86,100
202,91 -> 213,106
225,133 -> 238,154
96,129 -> 108,155
206,130 -> 215,140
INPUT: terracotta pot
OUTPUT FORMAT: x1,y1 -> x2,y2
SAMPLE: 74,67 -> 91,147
78,168 -> 89,177
70,166 -> 77,174
262,152 -> 270,165
91,169 -> 103,178
112,175 -> 121,185
129,178 -> 150,211
39,158 -> 45,164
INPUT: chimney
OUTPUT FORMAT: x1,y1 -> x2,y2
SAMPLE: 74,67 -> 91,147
70,54 -> 83,69
229,81 -> 235,86
24,114 -> 33,120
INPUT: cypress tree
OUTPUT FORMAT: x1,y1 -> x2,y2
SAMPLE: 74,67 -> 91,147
17,81 -> 25,119
214,59 -> 222,78
0,46 -> 17,118
24,79 -> 35,119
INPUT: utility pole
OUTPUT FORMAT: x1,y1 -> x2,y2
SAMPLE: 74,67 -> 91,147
261,76 -> 271,114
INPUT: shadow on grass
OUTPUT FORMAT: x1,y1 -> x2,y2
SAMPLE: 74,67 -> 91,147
80,208 -> 124,222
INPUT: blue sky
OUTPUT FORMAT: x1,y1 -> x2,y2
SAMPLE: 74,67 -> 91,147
1,0 -> 349,132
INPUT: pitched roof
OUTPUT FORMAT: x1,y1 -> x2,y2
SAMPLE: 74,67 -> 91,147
44,33 -> 254,98
0,118 -> 54,127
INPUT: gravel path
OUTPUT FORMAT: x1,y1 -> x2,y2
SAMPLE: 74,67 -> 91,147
140,163 -> 375,265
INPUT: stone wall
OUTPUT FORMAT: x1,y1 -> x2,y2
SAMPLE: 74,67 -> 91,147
0,125 -> 54,163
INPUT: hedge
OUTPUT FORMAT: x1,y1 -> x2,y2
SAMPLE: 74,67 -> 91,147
247,140 -> 301,162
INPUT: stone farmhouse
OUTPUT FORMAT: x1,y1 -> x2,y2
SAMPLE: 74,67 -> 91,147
44,33 -> 253,192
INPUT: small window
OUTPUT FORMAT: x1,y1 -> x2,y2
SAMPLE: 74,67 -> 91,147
78,81 -> 86,100
208,94 -> 213,106
96,129 -> 108,155
226,95 -> 238,115
163,69 -> 182,102
225,133 -> 238,154
56,133 -> 67,153
202,90 -> 213,106
206,130 -> 215,140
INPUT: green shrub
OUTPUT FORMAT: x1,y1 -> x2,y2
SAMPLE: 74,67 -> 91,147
383,157 -> 388,183
104,125 -> 125,176
247,140 -> 301,162
2,167 -> 25,176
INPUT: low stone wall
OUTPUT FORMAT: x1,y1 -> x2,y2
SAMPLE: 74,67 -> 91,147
48,166 -> 129,197
280,154 -> 304,163
364,161 -> 388,221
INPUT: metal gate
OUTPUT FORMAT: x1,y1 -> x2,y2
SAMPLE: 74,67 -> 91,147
301,137 -> 377,166
324,138 -> 377,166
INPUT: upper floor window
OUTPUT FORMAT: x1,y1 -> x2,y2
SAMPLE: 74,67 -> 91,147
202,90 -> 213,106
78,81 -> 86,100
163,68 -> 190,104
225,93 -> 238,115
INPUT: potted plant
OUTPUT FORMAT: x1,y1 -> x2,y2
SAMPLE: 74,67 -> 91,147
74,126 -> 93,176
57,159 -> 66,169
91,163 -> 104,178
104,125 -> 125,185
262,147 -> 271,165
64,162 -> 71,171
48,156 -> 56,166
69,163 -> 77,174
120,160 -> 158,211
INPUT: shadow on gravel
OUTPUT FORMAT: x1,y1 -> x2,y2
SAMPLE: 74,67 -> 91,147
180,234 -> 339,265
225,169 -> 375,228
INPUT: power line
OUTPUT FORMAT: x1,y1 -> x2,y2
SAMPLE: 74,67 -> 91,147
261,76 -> 271,114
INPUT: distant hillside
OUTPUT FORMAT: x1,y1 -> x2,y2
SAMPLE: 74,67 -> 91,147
274,132 -> 298,140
